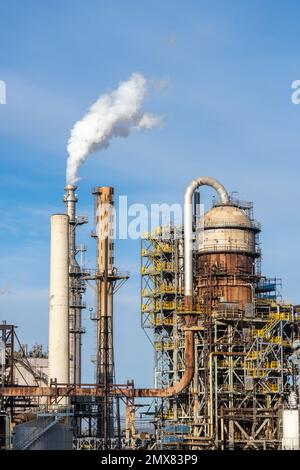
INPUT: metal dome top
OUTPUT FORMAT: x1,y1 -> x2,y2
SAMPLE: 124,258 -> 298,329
204,204 -> 253,229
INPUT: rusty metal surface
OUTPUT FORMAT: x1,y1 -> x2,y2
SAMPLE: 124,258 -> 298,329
0,330 -> 195,399
134,330 -> 194,397
196,252 -> 256,309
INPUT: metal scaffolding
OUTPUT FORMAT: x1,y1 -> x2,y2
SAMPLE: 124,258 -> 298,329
141,201 -> 300,450
1,182 -> 299,451
141,227 -> 185,424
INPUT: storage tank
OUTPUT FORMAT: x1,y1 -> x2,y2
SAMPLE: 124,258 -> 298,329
196,203 -> 260,310
282,410 -> 300,450
282,392 -> 300,450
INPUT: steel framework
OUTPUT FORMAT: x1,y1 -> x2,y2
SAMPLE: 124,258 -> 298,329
141,220 -> 299,449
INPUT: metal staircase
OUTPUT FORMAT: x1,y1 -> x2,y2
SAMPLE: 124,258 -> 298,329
14,416 -> 60,450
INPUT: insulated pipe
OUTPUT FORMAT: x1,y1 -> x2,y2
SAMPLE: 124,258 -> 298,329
48,214 -> 69,386
123,180 -> 228,398
1,331 -> 193,399
184,176 -> 229,301
133,329 -> 194,397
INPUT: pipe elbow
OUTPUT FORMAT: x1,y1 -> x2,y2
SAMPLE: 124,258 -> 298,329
133,330 -> 194,398
184,176 -> 229,205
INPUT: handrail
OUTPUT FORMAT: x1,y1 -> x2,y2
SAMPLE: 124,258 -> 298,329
14,416 -> 58,450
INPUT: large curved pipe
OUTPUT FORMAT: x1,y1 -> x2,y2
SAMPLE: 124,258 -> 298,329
132,329 -> 194,397
1,331 -> 194,398
184,176 -> 229,300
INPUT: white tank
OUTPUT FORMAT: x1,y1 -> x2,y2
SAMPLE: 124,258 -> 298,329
48,214 -> 69,389
199,204 -> 256,254
282,409 -> 300,450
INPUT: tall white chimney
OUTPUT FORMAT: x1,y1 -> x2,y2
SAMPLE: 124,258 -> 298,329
48,214 -> 69,387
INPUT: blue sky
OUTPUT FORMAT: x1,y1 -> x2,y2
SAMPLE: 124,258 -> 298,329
0,0 -> 300,387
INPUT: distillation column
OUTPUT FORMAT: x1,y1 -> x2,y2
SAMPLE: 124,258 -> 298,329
93,186 -> 115,444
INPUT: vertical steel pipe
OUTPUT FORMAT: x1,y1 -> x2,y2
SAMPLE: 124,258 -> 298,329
64,185 -> 81,385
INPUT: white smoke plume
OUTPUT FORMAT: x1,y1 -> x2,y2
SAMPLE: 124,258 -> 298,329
66,73 -> 163,184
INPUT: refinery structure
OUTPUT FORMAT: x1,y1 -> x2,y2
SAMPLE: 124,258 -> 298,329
0,176 -> 300,451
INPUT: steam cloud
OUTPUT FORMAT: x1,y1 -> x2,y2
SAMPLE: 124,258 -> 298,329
66,73 -> 163,184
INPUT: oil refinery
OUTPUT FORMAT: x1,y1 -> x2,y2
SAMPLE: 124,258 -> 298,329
0,175 -> 299,451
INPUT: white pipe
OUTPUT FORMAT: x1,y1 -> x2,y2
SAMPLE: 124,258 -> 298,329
184,176 -> 229,298
48,214 -> 69,386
